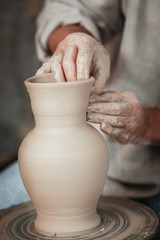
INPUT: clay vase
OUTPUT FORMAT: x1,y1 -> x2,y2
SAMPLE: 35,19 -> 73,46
18,74 -> 109,236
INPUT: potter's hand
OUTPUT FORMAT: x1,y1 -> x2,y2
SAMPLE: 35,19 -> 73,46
36,32 -> 110,92
87,91 -> 148,144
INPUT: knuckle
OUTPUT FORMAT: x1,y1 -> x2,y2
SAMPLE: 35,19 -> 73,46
77,55 -> 87,65
123,91 -> 138,101
62,58 -> 73,68
35,69 -> 42,75
43,62 -> 50,68
83,39 -> 93,48
65,35 -> 76,44
42,62 -> 47,68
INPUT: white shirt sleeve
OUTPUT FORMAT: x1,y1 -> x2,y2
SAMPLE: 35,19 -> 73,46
35,0 -> 121,62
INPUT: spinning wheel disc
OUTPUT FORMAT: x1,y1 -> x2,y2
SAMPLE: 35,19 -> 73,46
0,197 -> 158,240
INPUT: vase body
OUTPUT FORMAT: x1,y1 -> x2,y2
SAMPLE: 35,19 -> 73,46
18,74 -> 109,236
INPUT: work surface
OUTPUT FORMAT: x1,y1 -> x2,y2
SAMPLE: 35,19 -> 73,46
0,197 -> 159,240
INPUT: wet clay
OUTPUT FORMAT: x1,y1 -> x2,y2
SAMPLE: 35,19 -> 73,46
18,74 -> 109,235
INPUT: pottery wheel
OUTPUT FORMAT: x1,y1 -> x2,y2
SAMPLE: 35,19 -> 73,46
0,197 -> 159,240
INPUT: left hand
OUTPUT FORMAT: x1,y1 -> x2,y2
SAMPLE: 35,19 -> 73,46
36,32 -> 110,92
87,91 -> 147,144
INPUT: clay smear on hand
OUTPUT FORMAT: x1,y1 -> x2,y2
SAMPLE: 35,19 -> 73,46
36,33 -> 110,92
88,91 -> 146,144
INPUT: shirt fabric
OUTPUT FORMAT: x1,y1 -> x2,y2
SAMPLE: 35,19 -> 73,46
35,0 -> 160,198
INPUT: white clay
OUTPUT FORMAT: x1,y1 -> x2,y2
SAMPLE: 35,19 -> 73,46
18,74 -> 109,236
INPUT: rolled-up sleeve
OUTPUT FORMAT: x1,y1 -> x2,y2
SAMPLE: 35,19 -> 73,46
35,0 -> 121,61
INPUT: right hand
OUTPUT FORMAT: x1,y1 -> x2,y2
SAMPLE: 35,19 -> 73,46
36,32 -> 110,92
88,91 -> 147,144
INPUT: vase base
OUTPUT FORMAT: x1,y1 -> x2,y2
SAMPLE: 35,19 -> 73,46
34,210 -> 101,236
0,197 -> 159,240
34,218 -> 102,238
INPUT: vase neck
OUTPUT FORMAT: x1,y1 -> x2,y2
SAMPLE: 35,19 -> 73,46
35,113 -> 86,129
24,75 -> 94,128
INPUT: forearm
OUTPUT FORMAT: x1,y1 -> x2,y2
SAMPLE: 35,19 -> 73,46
142,108 -> 160,145
48,24 -> 92,54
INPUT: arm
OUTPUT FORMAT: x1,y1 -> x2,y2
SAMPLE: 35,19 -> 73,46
35,0 -> 122,61
35,1 -> 124,89
142,108 -> 160,145
47,24 -> 92,54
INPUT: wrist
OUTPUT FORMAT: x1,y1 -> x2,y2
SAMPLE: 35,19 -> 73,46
138,107 -> 160,145
47,24 -> 92,53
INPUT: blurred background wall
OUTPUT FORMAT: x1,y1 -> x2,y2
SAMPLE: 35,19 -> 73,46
0,0 -> 44,169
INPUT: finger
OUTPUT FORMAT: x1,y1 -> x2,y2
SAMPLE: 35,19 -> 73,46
51,51 -> 66,82
62,44 -> 77,81
35,62 -> 51,76
87,113 -> 126,127
87,113 -> 104,124
100,122 -> 122,136
92,45 -> 110,92
89,91 -> 125,103
100,122 -> 129,144
88,102 -> 132,116
35,68 -> 45,76
76,44 -> 94,80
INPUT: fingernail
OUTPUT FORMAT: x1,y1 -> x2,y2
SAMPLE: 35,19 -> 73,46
88,105 -> 92,111
89,98 -> 96,103
87,104 -> 95,112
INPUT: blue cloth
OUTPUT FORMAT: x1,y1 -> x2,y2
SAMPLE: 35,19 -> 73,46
0,161 -> 30,210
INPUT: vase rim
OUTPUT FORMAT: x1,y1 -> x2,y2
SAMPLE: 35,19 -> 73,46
25,73 -> 95,89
